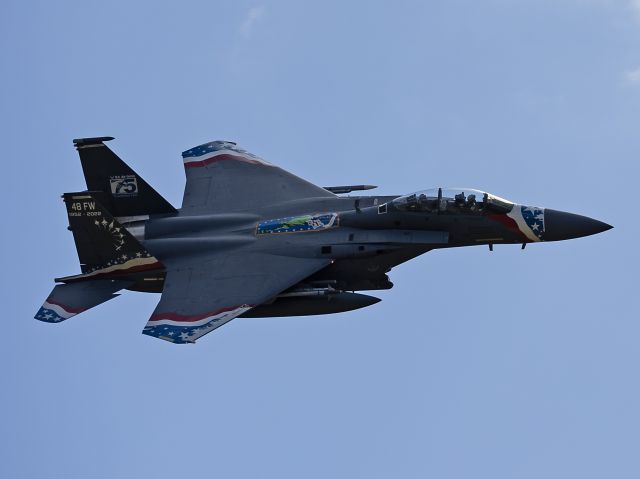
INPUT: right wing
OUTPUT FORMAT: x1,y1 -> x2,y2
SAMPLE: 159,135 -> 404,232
142,251 -> 330,344
180,141 -> 335,215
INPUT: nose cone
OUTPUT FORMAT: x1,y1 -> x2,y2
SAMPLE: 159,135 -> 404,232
544,209 -> 612,241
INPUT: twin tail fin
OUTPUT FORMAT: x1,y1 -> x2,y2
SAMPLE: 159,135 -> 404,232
73,136 -> 176,218
61,192 -> 163,278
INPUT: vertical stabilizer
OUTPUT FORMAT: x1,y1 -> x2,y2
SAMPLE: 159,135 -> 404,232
63,192 -> 163,276
74,137 -> 176,217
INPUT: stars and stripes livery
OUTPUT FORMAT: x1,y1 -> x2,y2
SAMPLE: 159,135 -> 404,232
507,205 -> 546,242
35,299 -> 82,323
36,136 -> 611,346
142,305 -> 254,344
35,280 -> 130,325
182,140 -> 272,169
73,252 -> 161,279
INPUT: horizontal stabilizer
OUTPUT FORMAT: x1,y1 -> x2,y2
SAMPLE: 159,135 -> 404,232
35,279 -> 131,323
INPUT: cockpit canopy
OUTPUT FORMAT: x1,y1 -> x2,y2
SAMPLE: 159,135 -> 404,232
389,188 -> 514,214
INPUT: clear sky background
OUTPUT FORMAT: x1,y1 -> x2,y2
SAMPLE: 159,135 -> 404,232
2,1 -> 638,478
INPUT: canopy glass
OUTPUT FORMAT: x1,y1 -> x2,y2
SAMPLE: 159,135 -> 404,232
390,188 -> 514,213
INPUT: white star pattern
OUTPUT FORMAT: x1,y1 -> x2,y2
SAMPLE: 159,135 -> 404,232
519,205 -> 545,241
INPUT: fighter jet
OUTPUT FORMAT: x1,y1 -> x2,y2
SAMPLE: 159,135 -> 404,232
35,137 -> 612,344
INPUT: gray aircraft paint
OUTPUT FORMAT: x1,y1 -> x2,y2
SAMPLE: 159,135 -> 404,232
35,138 -> 612,344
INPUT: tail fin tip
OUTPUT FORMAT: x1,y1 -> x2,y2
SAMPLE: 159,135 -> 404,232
73,136 -> 115,148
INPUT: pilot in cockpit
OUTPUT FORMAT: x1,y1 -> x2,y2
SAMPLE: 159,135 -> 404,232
390,188 -> 514,214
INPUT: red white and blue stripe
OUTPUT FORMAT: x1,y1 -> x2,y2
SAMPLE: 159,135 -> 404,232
182,141 -> 272,169
507,205 -> 545,241
35,298 -> 84,323
142,304 -> 253,344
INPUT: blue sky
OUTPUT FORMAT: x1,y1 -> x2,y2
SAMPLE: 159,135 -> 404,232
2,1 -> 638,478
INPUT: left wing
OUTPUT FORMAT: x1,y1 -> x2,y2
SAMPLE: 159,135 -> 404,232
143,252 -> 330,344
180,141 -> 335,215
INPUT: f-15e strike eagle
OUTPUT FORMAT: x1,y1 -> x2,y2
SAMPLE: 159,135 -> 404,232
35,137 -> 612,344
